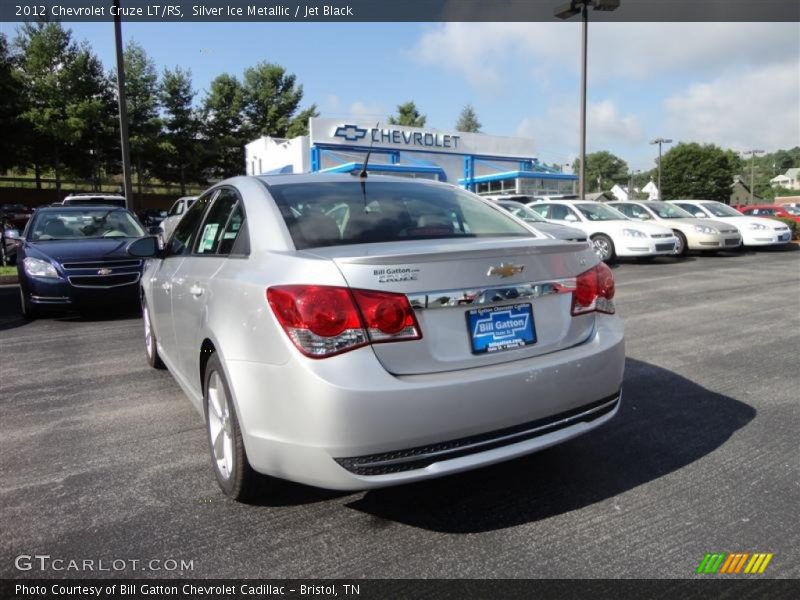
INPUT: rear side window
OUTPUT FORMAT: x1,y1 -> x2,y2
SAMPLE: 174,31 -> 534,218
195,189 -> 239,255
266,181 -> 530,249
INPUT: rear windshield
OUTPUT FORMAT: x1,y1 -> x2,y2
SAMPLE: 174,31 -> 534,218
266,181 -> 531,249
64,197 -> 126,208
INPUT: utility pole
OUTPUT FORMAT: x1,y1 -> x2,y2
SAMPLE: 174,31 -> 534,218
554,0 -> 620,199
114,0 -> 134,211
743,149 -> 764,205
628,169 -> 640,200
650,138 -> 672,200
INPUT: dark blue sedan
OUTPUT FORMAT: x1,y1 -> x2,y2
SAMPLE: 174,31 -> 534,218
16,205 -> 146,318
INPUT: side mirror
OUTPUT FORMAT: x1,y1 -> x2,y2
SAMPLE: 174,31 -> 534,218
638,213 -> 651,220
126,235 -> 160,258
694,211 -> 706,218
564,213 -> 578,222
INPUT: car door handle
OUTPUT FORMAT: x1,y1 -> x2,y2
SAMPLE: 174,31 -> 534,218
189,284 -> 204,297
161,281 -> 172,292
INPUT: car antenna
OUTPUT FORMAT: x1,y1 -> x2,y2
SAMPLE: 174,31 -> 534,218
355,122 -> 379,179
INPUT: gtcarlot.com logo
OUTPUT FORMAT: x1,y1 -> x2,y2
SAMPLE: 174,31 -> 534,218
14,554 -> 194,572
696,552 -> 773,574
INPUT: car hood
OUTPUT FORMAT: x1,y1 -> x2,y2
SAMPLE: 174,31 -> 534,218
24,238 -> 133,262
717,216 -> 790,230
569,219 -> 674,236
658,218 -> 739,232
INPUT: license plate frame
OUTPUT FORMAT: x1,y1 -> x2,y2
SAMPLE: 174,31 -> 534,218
466,302 -> 537,355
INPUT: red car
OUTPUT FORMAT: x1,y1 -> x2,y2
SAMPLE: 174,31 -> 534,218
739,204 -> 800,223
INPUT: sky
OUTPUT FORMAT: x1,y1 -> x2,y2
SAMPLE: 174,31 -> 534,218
2,20 -> 798,171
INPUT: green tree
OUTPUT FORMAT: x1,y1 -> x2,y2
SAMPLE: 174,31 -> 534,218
0,33 -> 25,173
201,73 -> 247,179
120,41 -> 161,198
388,101 -> 426,128
455,104 -> 481,133
572,151 -> 629,192
242,62 -> 315,138
158,67 -> 200,194
15,23 -> 113,197
659,142 -> 738,202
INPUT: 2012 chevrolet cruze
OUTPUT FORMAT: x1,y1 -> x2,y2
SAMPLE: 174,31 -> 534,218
128,174 -> 625,500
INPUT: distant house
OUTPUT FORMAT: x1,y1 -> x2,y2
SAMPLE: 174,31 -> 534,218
730,177 -> 762,206
641,181 -> 659,200
585,191 -> 616,202
611,184 -> 630,201
770,168 -> 800,190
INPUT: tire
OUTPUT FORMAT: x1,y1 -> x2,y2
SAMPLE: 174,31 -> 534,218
19,286 -> 38,320
672,230 -> 688,257
203,353 -> 258,501
591,234 -> 615,262
142,299 -> 166,369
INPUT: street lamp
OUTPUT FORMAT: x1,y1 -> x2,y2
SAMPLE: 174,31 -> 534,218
742,149 -> 764,205
113,0 -> 134,211
650,137 -> 672,200
555,0 -> 620,200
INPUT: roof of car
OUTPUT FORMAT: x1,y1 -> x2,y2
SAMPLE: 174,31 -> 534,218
251,172 -> 449,187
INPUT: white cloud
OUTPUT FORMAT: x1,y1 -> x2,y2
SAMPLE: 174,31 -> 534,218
413,22 -> 799,88
516,99 -> 644,162
347,101 -> 389,121
664,62 -> 800,152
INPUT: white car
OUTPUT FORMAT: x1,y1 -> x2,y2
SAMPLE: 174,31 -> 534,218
667,200 -> 791,247
527,200 -> 678,261
159,196 -> 197,242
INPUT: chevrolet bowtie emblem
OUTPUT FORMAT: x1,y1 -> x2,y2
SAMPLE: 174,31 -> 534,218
333,124 -> 368,142
487,263 -> 524,278
97,268 -> 113,275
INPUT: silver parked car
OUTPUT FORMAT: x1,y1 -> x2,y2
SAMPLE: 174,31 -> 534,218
128,174 -> 625,500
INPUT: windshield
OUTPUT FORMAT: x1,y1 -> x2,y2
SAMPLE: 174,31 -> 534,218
700,202 -> 742,218
642,202 -> 695,219
499,202 -> 546,222
28,209 -> 144,241
575,203 -> 628,221
267,181 -> 532,249
782,206 -> 800,216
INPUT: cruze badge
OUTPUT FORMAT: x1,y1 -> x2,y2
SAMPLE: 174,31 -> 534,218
97,268 -> 113,275
487,263 -> 524,278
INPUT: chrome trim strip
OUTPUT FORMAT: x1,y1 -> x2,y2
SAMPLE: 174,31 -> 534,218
62,259 -> 142,270
354,396 -> 620,469
67,273 -> 141,289
407,277 -> 576,310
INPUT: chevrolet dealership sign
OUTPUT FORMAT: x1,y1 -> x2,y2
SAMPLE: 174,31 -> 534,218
310,118 -> 537,159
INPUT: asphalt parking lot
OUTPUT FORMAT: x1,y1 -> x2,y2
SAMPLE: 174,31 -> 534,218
1,247 -> 798,579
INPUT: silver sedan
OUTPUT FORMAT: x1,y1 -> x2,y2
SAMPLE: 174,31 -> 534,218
128,174 -> 625,500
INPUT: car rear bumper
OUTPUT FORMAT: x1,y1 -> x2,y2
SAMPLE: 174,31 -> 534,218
225,314 -> 625,490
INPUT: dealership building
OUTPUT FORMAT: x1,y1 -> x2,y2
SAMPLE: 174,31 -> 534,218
245,118 -> 577,196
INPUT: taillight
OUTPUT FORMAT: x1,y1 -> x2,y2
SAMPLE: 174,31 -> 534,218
267,285 -> 421,358
571,263 -> 615,316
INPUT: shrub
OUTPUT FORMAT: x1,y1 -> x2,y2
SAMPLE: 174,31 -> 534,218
772,217 -> 799,240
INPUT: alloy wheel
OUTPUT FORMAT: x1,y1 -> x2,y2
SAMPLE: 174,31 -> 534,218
207,371 -> 234,480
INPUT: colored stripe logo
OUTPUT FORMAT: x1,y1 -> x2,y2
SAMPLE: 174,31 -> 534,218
697,552 -> 773,574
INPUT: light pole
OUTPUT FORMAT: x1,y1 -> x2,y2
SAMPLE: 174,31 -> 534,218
114,0 -> 134,211
555,0 -> 620,199
650,137 -> 672,200
742,149 -> 764,205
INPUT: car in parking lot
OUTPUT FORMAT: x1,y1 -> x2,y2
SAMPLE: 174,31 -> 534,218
60,193 -> 127,208
526,200 -> 678,261
159,196 -> 198,241
667,200 -> 792,247
488,198 -> 588,242
16,205 -> 146,318
609,200 -> 742,255
738,204 -> 800,223
129,174 -> 625,500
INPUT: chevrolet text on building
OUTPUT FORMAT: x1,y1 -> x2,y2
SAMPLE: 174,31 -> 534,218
245,117 -> 577,197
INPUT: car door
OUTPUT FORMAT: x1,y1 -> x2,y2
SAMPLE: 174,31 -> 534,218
170,187 -> 242,392
150,192 -> 214,363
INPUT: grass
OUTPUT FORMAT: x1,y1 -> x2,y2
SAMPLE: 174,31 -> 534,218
0,265 -> 17,276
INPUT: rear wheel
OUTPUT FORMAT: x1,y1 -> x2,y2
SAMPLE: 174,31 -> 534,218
591,234 -> 615,262
204,353 -> 258,501
672,230 -> 688,257
143,299 -> 166,369
19,287 -> 38,320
